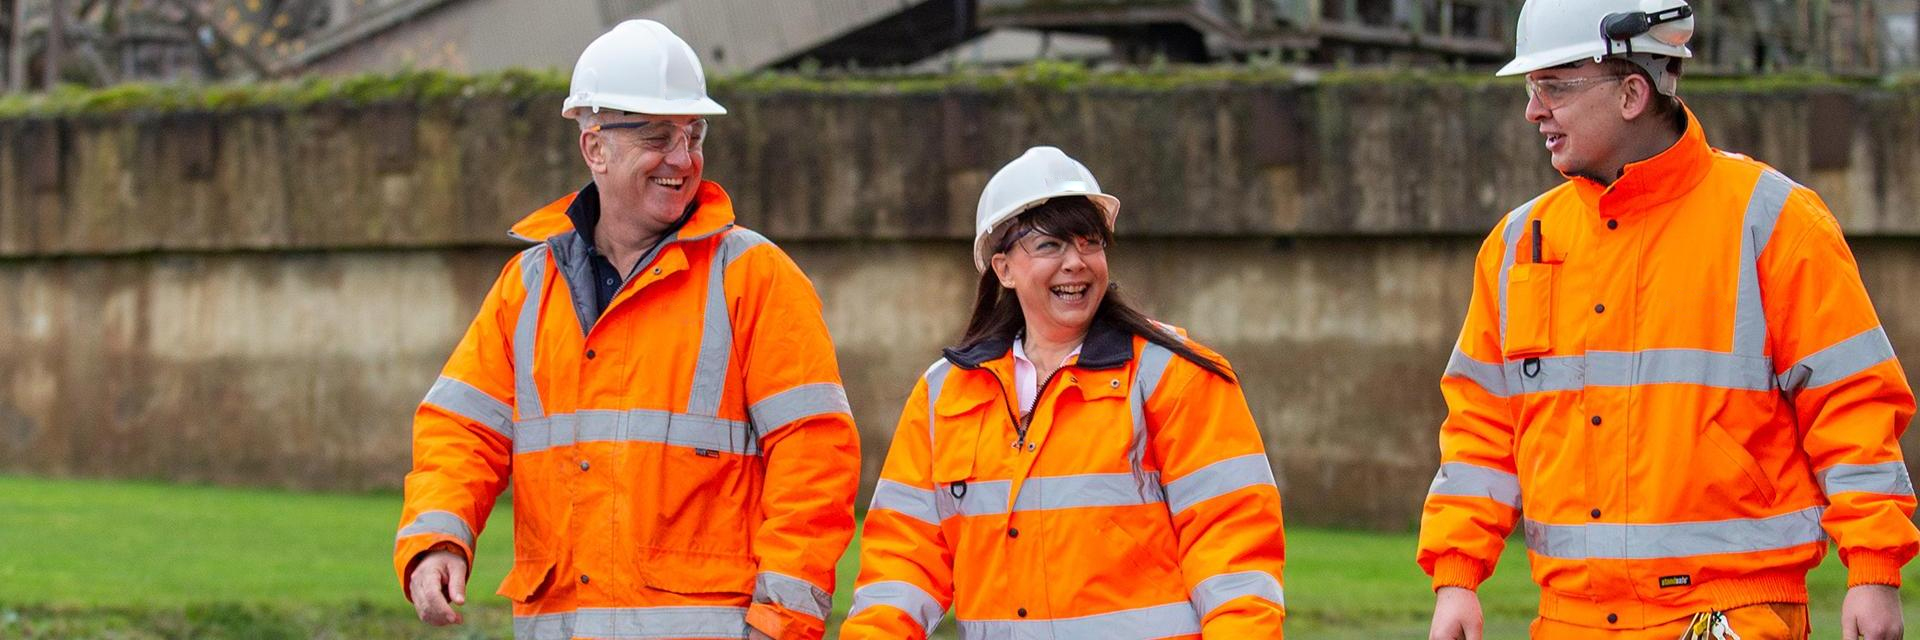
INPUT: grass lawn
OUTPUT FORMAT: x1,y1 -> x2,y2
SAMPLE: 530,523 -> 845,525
0,475 -> 1914,638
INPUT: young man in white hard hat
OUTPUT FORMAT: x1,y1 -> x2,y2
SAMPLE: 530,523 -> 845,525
394,20 -> 860,640
1419,1 -> 1917,639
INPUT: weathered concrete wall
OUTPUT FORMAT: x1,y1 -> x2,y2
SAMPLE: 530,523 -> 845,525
4,77 -> 1919,529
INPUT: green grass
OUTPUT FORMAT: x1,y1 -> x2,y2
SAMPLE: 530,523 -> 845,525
1,475 -> 1915,638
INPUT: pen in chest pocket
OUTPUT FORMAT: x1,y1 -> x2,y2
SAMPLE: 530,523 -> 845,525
1532,219 -> 1543,264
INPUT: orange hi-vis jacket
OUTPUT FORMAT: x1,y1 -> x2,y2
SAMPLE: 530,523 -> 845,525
1418,106 -> 1919,630
394,181 -> 860,640
842,320 -> 1287,639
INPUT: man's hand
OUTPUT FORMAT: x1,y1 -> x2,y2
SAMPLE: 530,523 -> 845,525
1842,584 -> 1903,640
408,549 -> 469,626
1429,586 -> 1484,640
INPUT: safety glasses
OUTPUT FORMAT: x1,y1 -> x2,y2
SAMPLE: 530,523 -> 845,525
1003,229 -> 1108,261
590,119 -> 709,154
1524,75 -> 1627,111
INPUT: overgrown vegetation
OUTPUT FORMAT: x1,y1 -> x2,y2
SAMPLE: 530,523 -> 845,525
1,61 -> 1907,121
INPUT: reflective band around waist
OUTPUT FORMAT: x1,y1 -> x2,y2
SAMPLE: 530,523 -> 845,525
849,580 -> 945,637
1819,461 -> 1916,497
512,606 -> 749,640
1427,461 -> 1522,510
755,571 -> 831,621
1524,506 -> 1827,561
1456,349 -> 1776,398
937,471 -> 1165,518
870,479 -> 942,527
1190,570 -> 1285,618
957,601 -> 1201,639
396,510 -> 473,547
1164,453 -> 1276,515
422,376 -> 514,440
513,410 -> 758,456
748,382 -> 851,440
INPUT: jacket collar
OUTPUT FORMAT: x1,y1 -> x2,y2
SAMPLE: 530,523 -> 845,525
942,316 -> 1135,371
508,180 -> 737,243
1568,103 -> 1713,217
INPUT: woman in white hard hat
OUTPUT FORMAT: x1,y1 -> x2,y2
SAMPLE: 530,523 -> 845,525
841,147 -> 1288,639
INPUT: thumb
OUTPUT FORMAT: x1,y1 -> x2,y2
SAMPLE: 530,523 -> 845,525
448,562 -> 468,605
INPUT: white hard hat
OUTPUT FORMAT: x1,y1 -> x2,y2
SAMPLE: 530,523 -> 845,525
1498,0 -> 1693,91
972,146 -> 1120,273
562,20 -> 726,119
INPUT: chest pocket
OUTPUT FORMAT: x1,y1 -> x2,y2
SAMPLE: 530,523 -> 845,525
930,392 -> 995,521
1505,261 -> 1558,359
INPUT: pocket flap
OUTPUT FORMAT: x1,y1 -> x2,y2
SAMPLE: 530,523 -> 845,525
496,557 -> 555,604
636,547 -> 757,595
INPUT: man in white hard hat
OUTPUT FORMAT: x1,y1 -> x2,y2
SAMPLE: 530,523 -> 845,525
1419,1 -> 1917,639
394,19 -> 860,640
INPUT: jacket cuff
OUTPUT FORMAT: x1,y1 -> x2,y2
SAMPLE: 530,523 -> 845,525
747,601 -> 825,640
1431,553 -> 1487,592
1846,550 -> 1906,588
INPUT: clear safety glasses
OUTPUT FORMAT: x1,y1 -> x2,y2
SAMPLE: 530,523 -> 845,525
590,118 -> 709,154
1005,230 -> 1108,261
1524,75 -> 1626,111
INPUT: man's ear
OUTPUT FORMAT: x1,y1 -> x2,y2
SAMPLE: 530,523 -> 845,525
580,129 -> 609,175
1619,74 -> 1656,122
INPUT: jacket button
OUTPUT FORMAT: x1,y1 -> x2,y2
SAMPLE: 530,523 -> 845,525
1607,613 -> 1618,624
1008,528 -> 1019,538
1017,608 -> 1028,618
1594,303 -> 1606,314
1068,376 -> 1077,384
579,460 -> 590,471
1590,508 -> 1602,519
1590,415 -> 1602,426
580,574 -> 590,584
586,349 -> 596,359
653,267 -> 662,275
1607,219 -> 1618,230
1110,379 -> 1121,389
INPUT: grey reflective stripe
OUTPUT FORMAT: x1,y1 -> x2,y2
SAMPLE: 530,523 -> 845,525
870,479 -> 942,526
1733,170 -> 1796,357
512,606 -> 750,640
422,376 -> 514,440
396,510 -> 473,547
513,244 -> 550,421
1164,453 -> 1276,515
1427,461 -> 1521,510
849,580 -> 945,637
1500,350 -> 1775,398
1778,326 -> 1897,395
1443,348 -> 1508,397
749,382 -> 850,441
1495,198 -> 1540,348
1819,461 -> 1917,496
514,410 -> 758,456
939,472 -> 1168,517
956,601 -> 1201,639
1013,471 -> 1165,512
1190,570 -> 1285,618
686,229 -> 772,417
755,571 -> 831,621
1523,506 -> 1826,560
924,359 -> 953,448
1130,342 -> 1177,479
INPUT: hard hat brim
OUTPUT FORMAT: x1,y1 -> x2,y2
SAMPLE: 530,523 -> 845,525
1497,42 -> 1694,77
563,94 -> 728,119
970,192 -> 1121,273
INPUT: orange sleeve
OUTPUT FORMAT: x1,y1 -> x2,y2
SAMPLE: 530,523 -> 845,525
1417,219 -> 1523,592
730,243 -> 861,640
393,253 -> 522,599
1147,346 -> 1287,638
841,369 -> 955,640
1763,191 -> 1918,588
